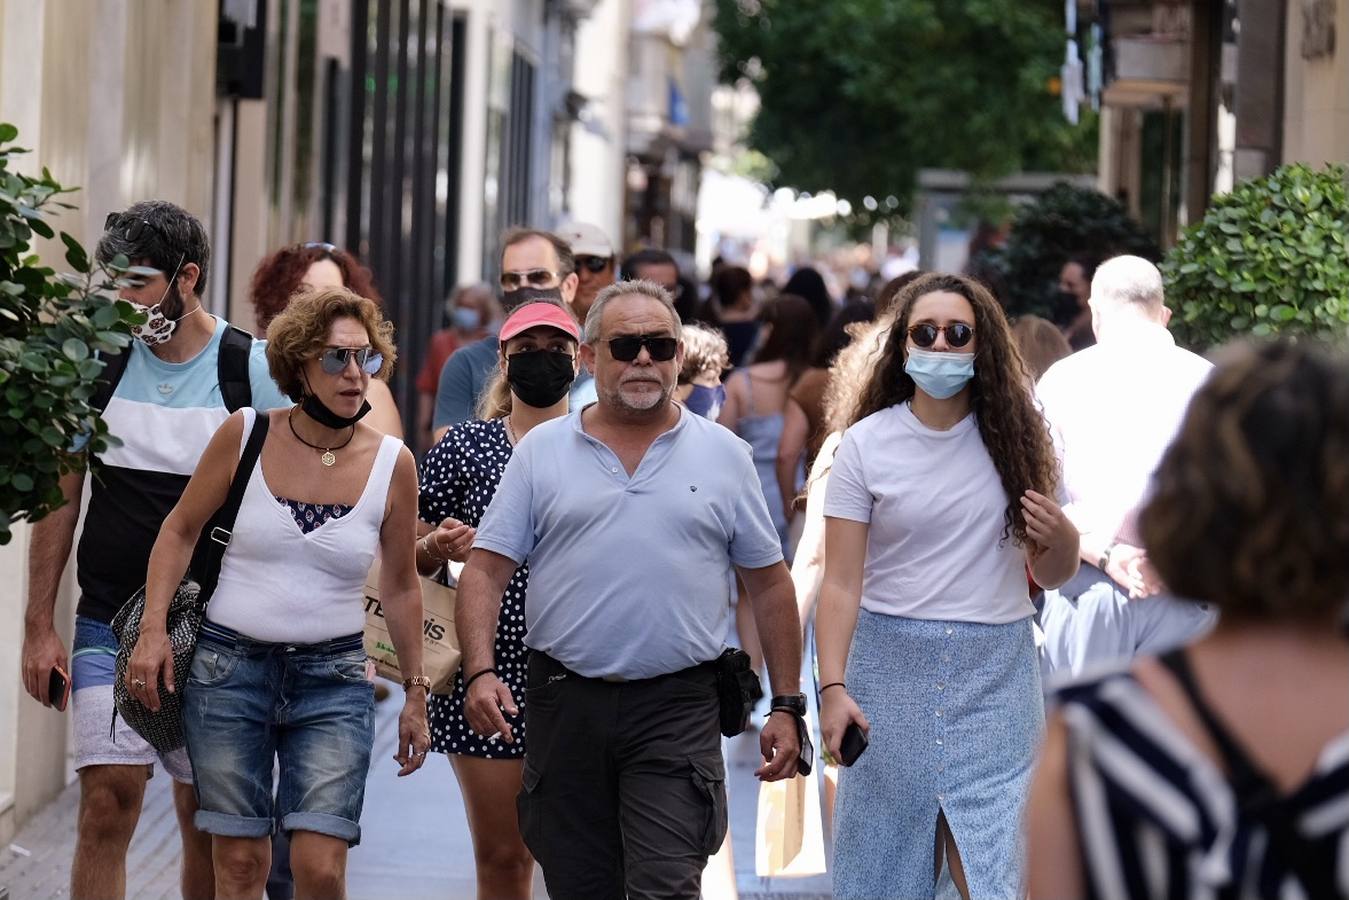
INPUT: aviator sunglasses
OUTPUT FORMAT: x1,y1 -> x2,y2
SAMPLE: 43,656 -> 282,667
907,322 -> 974,349
500,269 -> 559,291
319,346 -> 383,375
608,334 -> 678,362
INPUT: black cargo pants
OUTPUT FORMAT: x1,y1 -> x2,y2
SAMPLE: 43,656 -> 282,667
517,651 -> 728,900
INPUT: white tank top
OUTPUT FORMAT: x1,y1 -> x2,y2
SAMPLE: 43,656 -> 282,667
207,408 -> 402,643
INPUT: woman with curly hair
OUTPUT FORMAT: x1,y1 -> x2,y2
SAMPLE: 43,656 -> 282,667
816,273 -> 1080,898
1028,340 -> 1349,899
249,242 -> 404,437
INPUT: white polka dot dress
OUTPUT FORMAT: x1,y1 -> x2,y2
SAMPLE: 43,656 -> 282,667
418,418 -> 528,759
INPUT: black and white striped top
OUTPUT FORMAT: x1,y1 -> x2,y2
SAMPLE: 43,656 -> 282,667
1057,670 -> 1349,899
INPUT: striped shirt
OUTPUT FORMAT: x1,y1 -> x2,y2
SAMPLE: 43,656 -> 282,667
75,317 -> 289,624
1057,670 -> 1349,898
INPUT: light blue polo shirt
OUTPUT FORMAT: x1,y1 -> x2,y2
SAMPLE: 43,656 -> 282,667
473,404 -> 783,679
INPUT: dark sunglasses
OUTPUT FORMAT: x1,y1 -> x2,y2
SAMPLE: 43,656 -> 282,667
575,255 -> 611,274
908,322 -> 974,349
608,334 -> 678,362
319,346 -> 383,375
500,269 -> 559,291
303,241 -> 338,253
104,212 -> 171,244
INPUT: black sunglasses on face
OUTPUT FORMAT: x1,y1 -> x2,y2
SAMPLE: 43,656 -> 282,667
608,334 -> 678,362
319,346 -> 383,375
575,255 -> 611,274
104,212 -> 172,244
500,269 -> 559,290
908,322 -> 974,349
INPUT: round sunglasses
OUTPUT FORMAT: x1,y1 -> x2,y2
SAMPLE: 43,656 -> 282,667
908,322 -> 974,349
608,334 -> 678,362
319,346 -> 383,375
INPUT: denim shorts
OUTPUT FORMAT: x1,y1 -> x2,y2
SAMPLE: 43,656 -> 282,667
183,621 -> 375,845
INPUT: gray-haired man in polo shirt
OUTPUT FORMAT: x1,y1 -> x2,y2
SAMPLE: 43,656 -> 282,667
457,280 -> 803,899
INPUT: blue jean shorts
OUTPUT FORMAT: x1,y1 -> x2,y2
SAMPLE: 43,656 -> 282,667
183,621 -> 375,845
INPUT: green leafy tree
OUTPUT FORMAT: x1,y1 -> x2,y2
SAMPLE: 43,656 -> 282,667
712,0 -> 1097,216
981,182 -> 1158,317
1162,163 -> 1349,350
0,122 -> 143,545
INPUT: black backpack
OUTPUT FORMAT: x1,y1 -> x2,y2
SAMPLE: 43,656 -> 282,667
90,324 -> 255,414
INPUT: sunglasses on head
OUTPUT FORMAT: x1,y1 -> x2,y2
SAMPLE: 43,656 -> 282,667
608,334 -> 678,362
500,269 -> 559,291
303,241 -> 337,253
575,255 -> 611,274
319,346 -> 383,375
908,322 -> 974,349
104,212 -> 171,244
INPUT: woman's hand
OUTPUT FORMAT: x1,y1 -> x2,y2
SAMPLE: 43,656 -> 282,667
425,517 -> 476,563
820,688 -> 870,762
127,627 -> 175,712
394,689 -> 431,776
1023,490 -> 1081,589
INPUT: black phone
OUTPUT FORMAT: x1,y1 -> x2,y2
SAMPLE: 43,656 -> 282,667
839,722 -> 868,766
48,665 -> 71,712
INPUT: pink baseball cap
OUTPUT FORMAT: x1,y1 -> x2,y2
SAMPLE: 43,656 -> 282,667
499,301 -> 581,343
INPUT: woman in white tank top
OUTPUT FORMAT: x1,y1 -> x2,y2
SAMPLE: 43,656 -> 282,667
126,287 -> 429,899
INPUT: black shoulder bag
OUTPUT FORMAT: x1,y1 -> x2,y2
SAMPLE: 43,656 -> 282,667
91,324 -> 255,414
111,411 -> 270,753
1159,649 -> 1329,894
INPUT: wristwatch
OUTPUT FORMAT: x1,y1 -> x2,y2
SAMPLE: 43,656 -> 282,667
403,674 -> 433,693
1098,539 -> 1119,572
769,693 -> 807,717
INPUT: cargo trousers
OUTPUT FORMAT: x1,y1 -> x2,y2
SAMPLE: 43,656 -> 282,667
517,651 -> 728,900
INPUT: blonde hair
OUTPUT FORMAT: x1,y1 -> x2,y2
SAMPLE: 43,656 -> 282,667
265,287 -> 396,401
476,369 -> 511,420
679,322 -> 730,384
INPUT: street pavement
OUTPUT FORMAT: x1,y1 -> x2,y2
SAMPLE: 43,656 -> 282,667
0,683 -> 833,899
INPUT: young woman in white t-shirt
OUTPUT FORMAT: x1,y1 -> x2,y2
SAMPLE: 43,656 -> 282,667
816,273 -> 1080,899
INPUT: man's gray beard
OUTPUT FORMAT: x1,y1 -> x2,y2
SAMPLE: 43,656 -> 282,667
607,380 -> 672,412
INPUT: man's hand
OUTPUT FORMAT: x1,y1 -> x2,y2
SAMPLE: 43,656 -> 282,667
464,671 -> 519,743
22,623 -> 68,708
756,711 -> 802,781
1125,554 -> 1166,599
1103,543 -> 1146,594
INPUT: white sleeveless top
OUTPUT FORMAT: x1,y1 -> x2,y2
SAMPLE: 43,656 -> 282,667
207,408 -> 402,643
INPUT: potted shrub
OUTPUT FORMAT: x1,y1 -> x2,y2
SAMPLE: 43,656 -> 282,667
1162,163 -> 1349,350
0,122 -> 142,545
981,182 -> 1158,318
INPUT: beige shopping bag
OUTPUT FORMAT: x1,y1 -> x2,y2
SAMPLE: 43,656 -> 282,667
754,732 -> 827,875
363,560 -> 461,693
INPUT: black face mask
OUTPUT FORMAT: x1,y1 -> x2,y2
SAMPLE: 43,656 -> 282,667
1049,290 -> 1083,328
501,285 -> 564,313
301,391 -> 372,428
507,350 -> 576,409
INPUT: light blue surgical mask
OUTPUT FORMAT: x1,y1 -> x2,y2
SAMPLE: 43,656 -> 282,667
904,347 -> 975,399
452,306 -> 482,331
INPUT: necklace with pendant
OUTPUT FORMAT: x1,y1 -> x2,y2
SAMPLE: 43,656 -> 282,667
289,409 -> 354,467
504,415 -> 518,445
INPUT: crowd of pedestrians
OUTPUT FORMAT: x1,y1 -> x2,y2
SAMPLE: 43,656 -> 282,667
16,196 -> 1349,900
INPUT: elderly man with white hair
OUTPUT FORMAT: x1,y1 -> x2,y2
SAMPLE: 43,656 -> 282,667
1037,254 -> 1217,676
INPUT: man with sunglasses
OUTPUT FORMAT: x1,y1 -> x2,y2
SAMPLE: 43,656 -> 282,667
21,200 -> 288,900
556,221 -> 616,324
1036,255 -> 1216,676
432,227 -> 599,440
456,280 -> 804,899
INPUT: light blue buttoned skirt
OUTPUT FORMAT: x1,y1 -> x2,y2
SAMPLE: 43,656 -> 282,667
833,610 -> 1044,899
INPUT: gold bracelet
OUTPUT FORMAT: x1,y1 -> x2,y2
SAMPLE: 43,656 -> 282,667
420,535 -> 443,562
403,674 -> 432,692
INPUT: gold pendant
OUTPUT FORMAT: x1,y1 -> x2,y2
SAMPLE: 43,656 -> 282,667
321,451 -> 336,467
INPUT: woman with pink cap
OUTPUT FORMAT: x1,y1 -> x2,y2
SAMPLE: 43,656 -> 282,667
414,300 -> 582,899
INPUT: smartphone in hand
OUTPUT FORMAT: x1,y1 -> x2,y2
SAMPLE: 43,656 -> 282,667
48,665 -> 71,712
839,722 -> 868,766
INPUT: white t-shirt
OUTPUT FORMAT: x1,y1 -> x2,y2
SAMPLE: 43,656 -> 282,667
823,403 -> 1034,624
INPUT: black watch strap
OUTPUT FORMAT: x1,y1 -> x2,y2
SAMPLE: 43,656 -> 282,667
770,693 -> 807,717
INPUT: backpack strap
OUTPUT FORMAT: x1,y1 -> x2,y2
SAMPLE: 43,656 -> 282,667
217,325 -> 255,413
90,346 -> 132,414
1158,649 -> 1324,889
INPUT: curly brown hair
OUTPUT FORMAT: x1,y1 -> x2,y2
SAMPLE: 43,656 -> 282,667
1140,340 -> 1349,623
853,273 -> 1054,545
249,243 -> 384,330
265,287 -> 397,402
